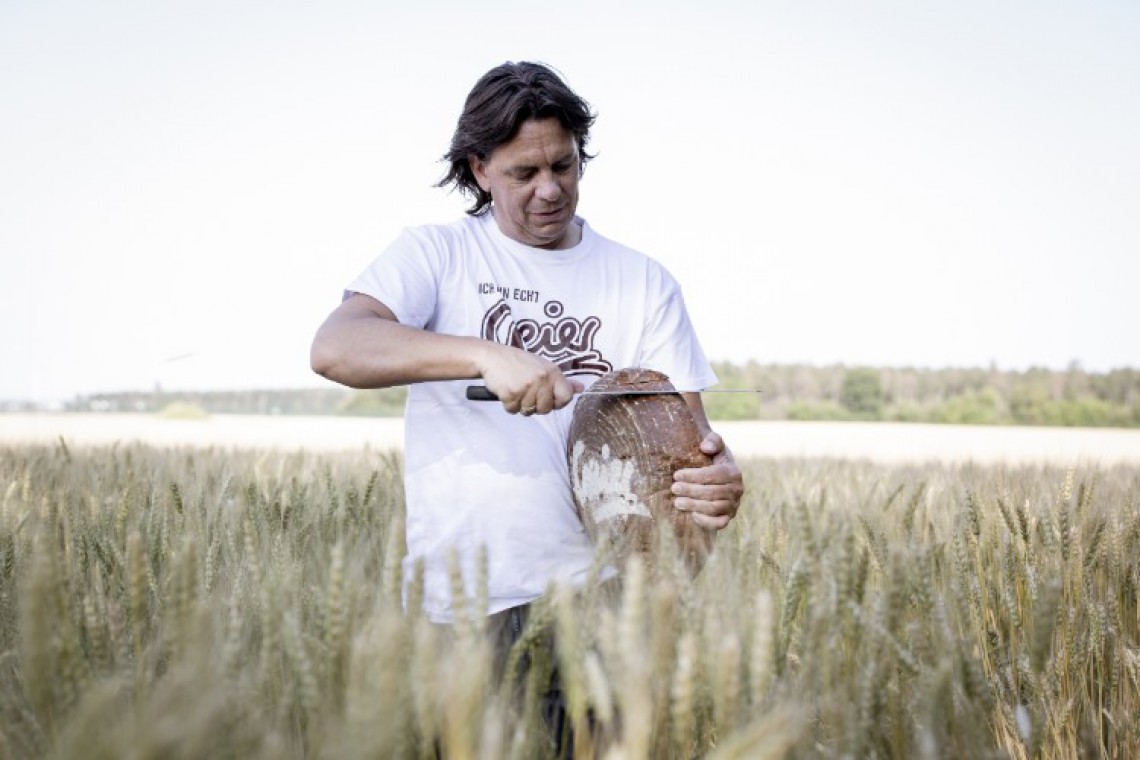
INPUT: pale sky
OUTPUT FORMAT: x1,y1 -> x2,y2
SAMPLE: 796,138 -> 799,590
3,0 -> 1138,403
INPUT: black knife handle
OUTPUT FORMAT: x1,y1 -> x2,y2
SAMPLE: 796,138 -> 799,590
465,385 -> 499,401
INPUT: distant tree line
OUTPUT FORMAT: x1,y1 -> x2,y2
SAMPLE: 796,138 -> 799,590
701,362 -> 1140,427
65,363 -> 1140,427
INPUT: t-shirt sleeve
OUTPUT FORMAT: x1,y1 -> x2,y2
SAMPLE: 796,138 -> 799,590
344,227 -> 442,329
638,266 -> 719,392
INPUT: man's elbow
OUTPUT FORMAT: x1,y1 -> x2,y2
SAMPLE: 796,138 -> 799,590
310,337 -> 351,386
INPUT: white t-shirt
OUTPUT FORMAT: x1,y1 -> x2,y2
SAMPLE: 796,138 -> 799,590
346,212 -> 717,621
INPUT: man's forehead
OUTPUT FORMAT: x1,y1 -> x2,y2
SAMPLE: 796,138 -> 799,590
501,144 -> 578,168
494,119 -> 577,162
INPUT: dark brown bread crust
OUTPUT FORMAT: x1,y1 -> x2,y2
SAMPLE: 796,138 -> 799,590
567,368 -> 714,571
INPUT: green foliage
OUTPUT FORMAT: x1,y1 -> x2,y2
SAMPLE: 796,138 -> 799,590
699,388 -> 764,421
841,368 -> 884,419
929,388 -> 1002,425
885,400 -> 930,423
336,388 -> 408,417
699,362 -> 1140,426
786,400 -> 848,421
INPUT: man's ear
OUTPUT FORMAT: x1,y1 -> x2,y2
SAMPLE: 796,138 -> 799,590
469,154 -> 489,192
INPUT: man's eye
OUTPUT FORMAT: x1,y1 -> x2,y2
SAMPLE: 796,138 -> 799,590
513,170 -> 536,181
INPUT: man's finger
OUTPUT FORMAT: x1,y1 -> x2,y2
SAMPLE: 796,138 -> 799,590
674,495 -> 737,515
673,463 -> 739,485
699,431 -> 725,456
689,511 -> 732,531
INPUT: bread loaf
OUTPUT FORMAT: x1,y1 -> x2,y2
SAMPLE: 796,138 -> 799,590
567,367 -> 714,571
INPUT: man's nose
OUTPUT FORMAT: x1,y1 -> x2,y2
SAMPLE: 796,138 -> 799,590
535,175 -> 561,201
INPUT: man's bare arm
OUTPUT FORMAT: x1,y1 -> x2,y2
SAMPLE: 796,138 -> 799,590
311,293 -> 485,388
309,293 -> 580,414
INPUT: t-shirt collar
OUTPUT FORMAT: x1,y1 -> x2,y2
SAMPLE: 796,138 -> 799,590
479,211 -> 595,263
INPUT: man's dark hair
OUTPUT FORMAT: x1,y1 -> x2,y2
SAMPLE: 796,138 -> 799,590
437,61 -> 596,215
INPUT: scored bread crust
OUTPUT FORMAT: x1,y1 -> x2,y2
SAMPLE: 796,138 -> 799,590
567,367 -> 714,571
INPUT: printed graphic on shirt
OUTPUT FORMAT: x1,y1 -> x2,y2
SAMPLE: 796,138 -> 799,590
480,297 -> 612,377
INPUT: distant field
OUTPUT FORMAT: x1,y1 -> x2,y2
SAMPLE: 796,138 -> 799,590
0,413 -> 405,452
2,412 -> 1140,465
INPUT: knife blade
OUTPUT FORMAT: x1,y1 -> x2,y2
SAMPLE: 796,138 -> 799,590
464,385 -> 761,401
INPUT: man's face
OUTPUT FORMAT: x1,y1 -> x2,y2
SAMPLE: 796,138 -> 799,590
470,117 -> 581,250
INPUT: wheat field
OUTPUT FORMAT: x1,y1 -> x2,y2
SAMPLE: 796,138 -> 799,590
0,442 -> 1137,759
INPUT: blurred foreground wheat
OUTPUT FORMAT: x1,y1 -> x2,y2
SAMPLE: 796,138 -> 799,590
0,443 -> 1137,759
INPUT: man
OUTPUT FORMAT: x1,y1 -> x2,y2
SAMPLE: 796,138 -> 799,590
310,61 -> 743,625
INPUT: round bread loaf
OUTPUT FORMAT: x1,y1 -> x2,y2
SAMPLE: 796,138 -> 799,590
567,367 -> 714,571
